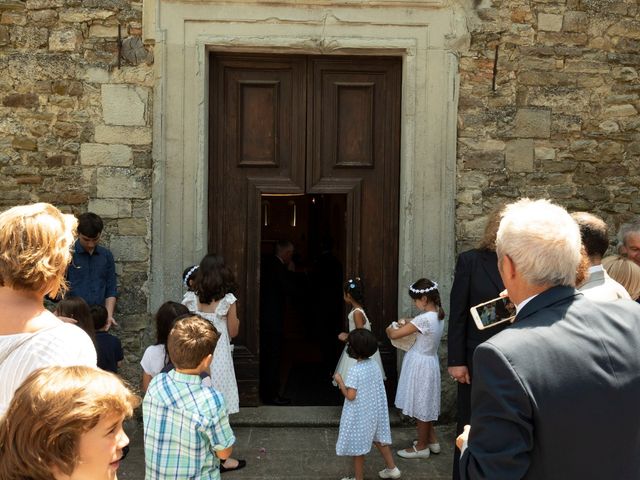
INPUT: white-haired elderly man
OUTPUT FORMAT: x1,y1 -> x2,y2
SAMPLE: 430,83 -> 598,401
617,218 -> 640,267
457,199 -> 640,480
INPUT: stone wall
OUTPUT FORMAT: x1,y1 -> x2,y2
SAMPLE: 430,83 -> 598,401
0,0 -> 153,382
456,0 -> 640,251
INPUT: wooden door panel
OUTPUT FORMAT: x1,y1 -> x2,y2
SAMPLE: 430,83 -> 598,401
210,54 -> 306,405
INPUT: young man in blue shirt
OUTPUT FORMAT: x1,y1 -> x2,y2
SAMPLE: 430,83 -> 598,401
66,212 -> 118,328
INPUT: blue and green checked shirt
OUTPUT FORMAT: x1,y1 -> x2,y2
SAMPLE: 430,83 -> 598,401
143,370 -> 236,480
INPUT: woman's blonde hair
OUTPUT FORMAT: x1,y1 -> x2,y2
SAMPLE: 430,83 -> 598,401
0,203 -> 77,298
602,255 -> 640,300
0,366 -> 140,480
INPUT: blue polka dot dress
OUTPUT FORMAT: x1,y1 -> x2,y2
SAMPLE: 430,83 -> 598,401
336,358 -> 392,456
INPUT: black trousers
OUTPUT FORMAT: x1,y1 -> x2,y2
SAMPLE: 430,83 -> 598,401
452,348 -> 476,480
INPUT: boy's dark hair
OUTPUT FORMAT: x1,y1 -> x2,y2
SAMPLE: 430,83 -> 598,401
77,212 -> 104,238
409,278 -> 445,320
571,212 -> 609,260
90,304 -> 109,331
343,277 -> 364,305
346,328 -> 379,360
155,301 -> 190,345
167,315 -> 220,369
194,253 -> 238,304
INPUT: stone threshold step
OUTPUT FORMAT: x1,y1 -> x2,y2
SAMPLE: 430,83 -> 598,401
232,406 -> 409,427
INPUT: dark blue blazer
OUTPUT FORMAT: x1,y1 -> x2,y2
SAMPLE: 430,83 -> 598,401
460,286 -> 640,480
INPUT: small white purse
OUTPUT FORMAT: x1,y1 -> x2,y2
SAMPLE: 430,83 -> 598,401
388,320 -> 417,352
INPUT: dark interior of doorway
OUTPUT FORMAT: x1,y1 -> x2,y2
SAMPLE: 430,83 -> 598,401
260,193 -> 347,406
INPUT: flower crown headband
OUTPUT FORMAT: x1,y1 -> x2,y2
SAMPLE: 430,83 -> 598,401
183,265 -> 199,287
409,281 -> 438,294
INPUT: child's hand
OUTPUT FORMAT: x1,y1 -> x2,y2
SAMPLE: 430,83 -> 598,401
338,332 -> 348,342
333,373 -> 344,385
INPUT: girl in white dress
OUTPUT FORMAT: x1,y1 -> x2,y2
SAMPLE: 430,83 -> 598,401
386,278 -> 444,460
140,301 -> 189,392
334,277 -> 386,386
188,253 -> 246,473
181,264 -> 198,311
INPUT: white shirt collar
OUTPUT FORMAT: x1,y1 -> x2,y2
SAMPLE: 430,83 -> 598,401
588,264 -> 604,274
515,294 -> 539,315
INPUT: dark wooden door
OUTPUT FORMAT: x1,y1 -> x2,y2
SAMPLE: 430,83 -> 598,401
209,53 -> 401,405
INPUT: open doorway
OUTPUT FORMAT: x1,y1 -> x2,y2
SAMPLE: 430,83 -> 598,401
260,193 -> 347,405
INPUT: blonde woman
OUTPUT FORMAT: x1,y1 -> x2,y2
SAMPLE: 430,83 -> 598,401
602,254 -> 640,300
0,203 -> 97,416
0,365 -> 140,480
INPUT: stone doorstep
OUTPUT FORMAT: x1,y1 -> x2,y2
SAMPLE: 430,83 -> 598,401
231,406 -> 409,428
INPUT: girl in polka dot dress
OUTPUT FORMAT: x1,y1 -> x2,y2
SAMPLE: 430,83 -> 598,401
334,329 -> 401,480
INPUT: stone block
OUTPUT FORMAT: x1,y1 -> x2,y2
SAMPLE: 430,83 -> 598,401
110,235 -> 149,262
88,198 -> 132,218
52,80 -> 83,96
26,0 -> 64,9
59,8 -> 115,23
607,20 -> 640,40
96,167 -> 150,199
535,147 -> 556,160
49,28 -> 82,52
52,122 -> 80,138
83,67 -> 110,84
538,13 -> 563,32
563,11 -> 588,32
506,139 -> 534,172
3,93 -> 38,108
89,24 -> 118,38
94,125 -> 152,145
101,84 -> 148,126
117,217 -> 147,235
1,11 -> 26,26
599,120 -> 620,133
12,136 -> 37,151
11,26 -> 49,49
0,25 -> 9,46
514,109 -> 551,138
28,9 -> 57,26
81,143 -> 132,166
604,104 -> 637,117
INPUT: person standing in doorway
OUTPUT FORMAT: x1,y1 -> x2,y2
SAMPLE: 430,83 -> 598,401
66,212 -> 118,329
260,240 -> 294,405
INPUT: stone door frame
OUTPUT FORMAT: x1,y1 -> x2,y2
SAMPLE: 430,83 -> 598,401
147,2 -> 460,315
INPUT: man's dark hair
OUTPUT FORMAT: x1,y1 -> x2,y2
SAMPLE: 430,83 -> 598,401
77,212 -> 104,238
346,328 -> 379,360
90,304 -> 109,331
572,212 -> 609,259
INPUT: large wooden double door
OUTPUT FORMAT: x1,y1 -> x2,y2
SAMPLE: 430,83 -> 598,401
208,53 -> 401,405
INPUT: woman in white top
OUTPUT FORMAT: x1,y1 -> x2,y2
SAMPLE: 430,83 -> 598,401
140,301 -> 190,392
0,203 -> 97,417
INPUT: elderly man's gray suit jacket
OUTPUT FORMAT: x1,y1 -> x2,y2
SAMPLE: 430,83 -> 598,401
460,286 -> 640,480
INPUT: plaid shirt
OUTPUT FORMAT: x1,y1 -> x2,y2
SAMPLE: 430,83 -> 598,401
143,370 -> 235,480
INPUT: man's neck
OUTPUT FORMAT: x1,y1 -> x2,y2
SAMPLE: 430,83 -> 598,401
510,283 -> 553,307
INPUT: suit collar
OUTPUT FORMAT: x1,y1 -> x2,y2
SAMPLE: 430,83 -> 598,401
515,285 -> 581,322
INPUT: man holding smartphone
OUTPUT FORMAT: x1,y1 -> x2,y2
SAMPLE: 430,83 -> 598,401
458,199 -> 640,480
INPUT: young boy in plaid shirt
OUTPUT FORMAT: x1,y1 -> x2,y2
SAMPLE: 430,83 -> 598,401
143,314 -> 236,479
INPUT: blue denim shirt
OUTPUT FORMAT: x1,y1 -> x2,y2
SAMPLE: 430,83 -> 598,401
66,240 -> 117,306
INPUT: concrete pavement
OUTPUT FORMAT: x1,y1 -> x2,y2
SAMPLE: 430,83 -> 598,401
119,407 -> 455,480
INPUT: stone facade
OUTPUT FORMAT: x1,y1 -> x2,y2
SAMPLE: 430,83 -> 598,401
456,0 -> 640,252
1,0 -> 639,419
0,0 -> 153,382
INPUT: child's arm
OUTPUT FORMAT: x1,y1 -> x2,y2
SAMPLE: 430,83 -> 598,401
227,302 -> 240,338
353,310 -> 366,329
333,373 -> 357,401
141,372 -> 152,393
386,320 -> 419,340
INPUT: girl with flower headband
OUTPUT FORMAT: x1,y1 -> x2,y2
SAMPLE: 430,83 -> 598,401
333,277 -> 386,387
386,278 -> 445,460
181,264 -> 199,311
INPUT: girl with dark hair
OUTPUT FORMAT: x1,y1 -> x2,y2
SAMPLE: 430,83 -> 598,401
333,277 -> 385,387
140,301 -> 189,392
181,264 -> 199,311
386,278 -> 445,460
334,329 -> 400,480
187,253 -> 245,473
55,296 -> 96,346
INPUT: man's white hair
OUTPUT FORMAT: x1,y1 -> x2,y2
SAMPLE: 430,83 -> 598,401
496,198 -> 582,287
617,219 -> 640,247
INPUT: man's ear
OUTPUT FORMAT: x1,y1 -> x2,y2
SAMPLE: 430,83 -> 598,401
500,254 -> 517,281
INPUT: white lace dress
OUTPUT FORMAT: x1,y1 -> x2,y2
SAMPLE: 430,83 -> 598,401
333,308 -> 386,385
394,311 -> 444,422
190,293 -> 239,414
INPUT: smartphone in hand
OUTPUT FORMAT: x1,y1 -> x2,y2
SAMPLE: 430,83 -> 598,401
470,296 -> 516,330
